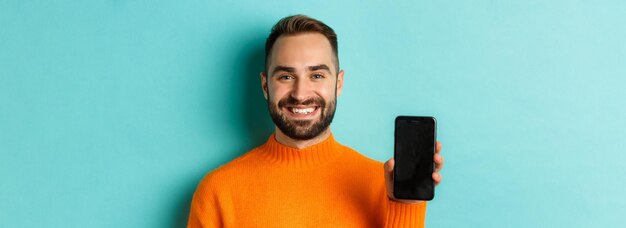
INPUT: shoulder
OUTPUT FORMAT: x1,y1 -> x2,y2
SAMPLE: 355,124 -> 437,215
337,143 -> 385,172
340,144 -> 384,164
195,147 -> 261,192
333,143 -> 387,191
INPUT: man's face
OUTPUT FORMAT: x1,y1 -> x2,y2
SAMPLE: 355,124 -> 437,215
262,33 -> 344,140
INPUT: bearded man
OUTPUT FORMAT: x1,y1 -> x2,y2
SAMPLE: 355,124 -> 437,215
188,15 -> 444,227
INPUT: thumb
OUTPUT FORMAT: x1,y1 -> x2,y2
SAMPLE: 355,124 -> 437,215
384,158 -> 395,199
384,158 -> 395,173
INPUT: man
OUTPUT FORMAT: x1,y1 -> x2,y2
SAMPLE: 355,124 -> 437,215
188,15 -> 444,227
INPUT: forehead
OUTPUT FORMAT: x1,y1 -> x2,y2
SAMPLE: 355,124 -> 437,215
269,33 -> 336,72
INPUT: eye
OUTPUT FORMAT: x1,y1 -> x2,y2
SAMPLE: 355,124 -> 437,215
278,75 -> 294,80
311,73 -> 325,79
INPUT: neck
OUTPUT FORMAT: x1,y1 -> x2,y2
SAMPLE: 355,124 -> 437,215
274,127 -> 332,149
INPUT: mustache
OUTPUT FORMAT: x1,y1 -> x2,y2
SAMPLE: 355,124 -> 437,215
277,96 -> 326,108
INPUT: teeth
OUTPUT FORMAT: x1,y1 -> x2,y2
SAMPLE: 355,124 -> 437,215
291,107 -> 315,114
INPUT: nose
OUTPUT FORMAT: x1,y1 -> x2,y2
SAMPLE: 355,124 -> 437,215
291,78 -> 311,101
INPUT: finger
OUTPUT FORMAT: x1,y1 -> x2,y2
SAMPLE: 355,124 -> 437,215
435,141 -> 442,154
384,158 -> 395,199
384,158 -> 394,173
433,172 -> 442,186
434,153 -> 444,171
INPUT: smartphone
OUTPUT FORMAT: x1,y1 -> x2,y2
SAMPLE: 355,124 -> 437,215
393,116 -> 437,200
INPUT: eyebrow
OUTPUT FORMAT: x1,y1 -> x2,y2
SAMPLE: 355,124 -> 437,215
271,64 -> 332,75
308,64 -> 331,73
271,66 -> 296,75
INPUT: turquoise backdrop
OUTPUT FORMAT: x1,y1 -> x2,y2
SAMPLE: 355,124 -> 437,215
1,1 -> 625,227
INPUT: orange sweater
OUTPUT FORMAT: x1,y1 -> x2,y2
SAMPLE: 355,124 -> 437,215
188,133 -> 427,227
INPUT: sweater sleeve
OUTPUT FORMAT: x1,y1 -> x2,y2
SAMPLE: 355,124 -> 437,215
187,175 -> 228,228
384,200 -> 427,228
187,187 -> 221,228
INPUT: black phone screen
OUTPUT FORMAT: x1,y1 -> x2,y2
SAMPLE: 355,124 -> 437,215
393,116 -> 436,200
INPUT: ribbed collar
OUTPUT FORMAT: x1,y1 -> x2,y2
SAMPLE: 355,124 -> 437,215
257,133 -> 344,169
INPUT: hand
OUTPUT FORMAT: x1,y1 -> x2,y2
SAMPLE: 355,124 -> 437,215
384,141 -> 443,203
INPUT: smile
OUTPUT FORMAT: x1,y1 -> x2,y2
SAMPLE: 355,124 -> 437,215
291,107 -> 315,114
283,106 -> 320,118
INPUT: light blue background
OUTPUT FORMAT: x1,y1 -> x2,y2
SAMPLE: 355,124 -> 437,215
1,1 -> 625,227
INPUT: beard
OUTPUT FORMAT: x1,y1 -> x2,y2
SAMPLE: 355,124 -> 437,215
268,95 -> 337,141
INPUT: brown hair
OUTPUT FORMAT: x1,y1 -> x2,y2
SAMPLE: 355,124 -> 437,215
264,15 -> 339,75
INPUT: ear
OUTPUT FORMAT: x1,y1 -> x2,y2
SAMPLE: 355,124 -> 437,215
336,70 -> 344,97
260,72 -> 268,100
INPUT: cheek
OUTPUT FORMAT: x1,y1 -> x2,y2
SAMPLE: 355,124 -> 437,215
268,85 -> 289,101
317,84 -> 336,99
